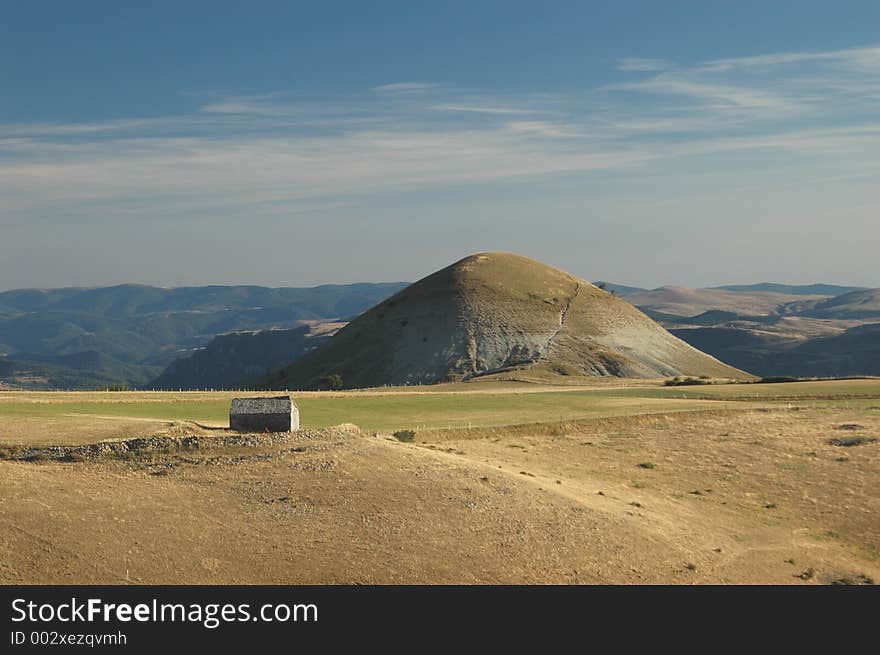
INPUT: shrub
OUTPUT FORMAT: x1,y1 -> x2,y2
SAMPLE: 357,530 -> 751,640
827,436 -> 876,447
393,429 -> 416,443
319,374 -> 344,390
550,362 -> 579,377
663,376 -> 711,386
757,376 -> 800,384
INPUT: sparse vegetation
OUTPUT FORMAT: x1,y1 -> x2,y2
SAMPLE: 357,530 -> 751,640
664,376 -> 713,386
319,374 -> 344,390
827,436 -> 877,447
1,377 -> 877,585
550,362 -> 579,377
829,574 -> 874,585
393,429 -> 416,443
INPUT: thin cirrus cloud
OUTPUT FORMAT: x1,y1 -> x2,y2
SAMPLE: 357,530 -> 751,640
373,82 -> 441,93
616,57 -> 671,72
1,44 -> 879,223
696,44 -> 880,73
430,103 -> 545,116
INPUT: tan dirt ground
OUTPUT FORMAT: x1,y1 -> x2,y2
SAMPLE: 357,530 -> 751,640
0,399 -> 876,584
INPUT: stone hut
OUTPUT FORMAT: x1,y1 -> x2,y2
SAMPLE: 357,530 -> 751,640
229,396 -> 299,432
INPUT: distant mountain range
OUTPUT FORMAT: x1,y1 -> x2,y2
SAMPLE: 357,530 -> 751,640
0,283 -> 406,389
592,281 -> 647,295
711,283 -> 867,296
1,277 -> 877,390
615,287 -> 880,379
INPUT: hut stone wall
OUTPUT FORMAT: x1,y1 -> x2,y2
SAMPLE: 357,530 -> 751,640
229,396 -> 298,432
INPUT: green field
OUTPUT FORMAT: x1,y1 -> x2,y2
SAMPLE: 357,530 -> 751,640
1,378 -> 878,445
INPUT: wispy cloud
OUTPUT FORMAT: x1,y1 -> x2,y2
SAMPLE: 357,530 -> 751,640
200,99 -> 293,116
0,118 -> 159,138
430,103 -> 541,116
617,58 -> 671,72
2,44 -> 879,225
503,121 -> 583,138
697,44 -> 880,73
603,44 -> 880,131
607,74 -> 794,111
373,82 -> 440,94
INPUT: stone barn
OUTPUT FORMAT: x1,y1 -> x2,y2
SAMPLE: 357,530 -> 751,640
229,396 -> 299,432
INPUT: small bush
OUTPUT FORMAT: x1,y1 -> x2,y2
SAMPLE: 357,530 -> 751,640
757,376 -> 800,384
637,462 -> 656,469
319,374 -> 344,390
551,363 -> 579,377
827,436 -> 877,447
393,429 -> 416,443
664,376 -> 711,387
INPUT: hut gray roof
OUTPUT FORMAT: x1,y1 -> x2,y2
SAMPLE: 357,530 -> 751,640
231,396 -> 292,414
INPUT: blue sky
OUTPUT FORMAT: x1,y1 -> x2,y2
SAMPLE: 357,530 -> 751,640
1,1 -> 878,289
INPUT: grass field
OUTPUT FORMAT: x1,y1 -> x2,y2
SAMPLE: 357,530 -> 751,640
1,377 -> 878,584
0,385 -> 721,445
1,378 -> 878,446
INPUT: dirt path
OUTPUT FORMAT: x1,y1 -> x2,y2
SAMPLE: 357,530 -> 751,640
395,404 -> 880,584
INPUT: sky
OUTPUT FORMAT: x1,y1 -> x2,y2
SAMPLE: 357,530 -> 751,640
1,0 -> 878,290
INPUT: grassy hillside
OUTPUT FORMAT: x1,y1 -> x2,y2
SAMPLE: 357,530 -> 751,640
265,253 -> 751,389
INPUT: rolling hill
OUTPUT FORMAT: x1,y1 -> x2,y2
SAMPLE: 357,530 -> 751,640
620,285 -> 825,316
592,281 -> 647,295
712,283 -> 866,296
796,289 -> 880,319
671,323 -> 880,377
263,253 -> 751,389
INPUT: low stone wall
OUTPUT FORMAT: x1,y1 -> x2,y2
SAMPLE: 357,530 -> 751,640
0,424 -> 360,462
